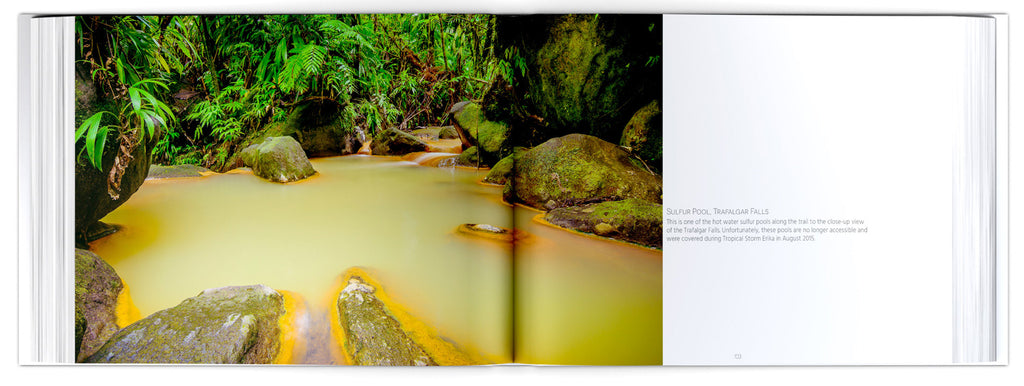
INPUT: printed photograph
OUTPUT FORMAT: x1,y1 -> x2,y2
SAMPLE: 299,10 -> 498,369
73,14 -> 663,365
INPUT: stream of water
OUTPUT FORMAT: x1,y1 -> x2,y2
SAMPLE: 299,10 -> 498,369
89,155 -> 661,365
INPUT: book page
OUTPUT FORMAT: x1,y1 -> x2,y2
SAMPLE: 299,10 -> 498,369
662,15 -> 973,364
72,15 -> 513,365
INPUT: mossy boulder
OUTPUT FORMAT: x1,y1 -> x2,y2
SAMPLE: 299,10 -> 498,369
410,127 -> 440,141
75,249 -> 128,362
483,147 -> 526,185
240,136 -> 317,183
509,134 -> 661,209
74,128 -> 155,242
217,102 -> 359,172
146,164 -> 209,179
437,126 -> 459,139
336,276 -> 437,366
86,285 -> 287,364
619,100 -> 662,173
492,14 -> 662,143
270,101 -> 360,157
74,63 -> 160,241
450,102 -> 511,164
410,126 -> 459,141
455,146 -> 481,167
545,198 -> 663,248
372,127 -> 430,156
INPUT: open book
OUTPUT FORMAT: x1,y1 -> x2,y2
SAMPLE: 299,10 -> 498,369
19,13 -> 1006,365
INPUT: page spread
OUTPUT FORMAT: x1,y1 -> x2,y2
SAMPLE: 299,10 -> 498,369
19,13 -> 1003,366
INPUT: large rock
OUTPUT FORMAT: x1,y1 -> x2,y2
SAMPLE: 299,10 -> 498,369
146,164 -> 209,179
455,146 -> 481,167
508,134 -> 661,209
491,14 -> 662,143
450,102 -> 511,164
86,285 -> 288,364
75,249 -> 133,362
240,136 -> 317,183
437,126 -> 460,139
619,100 -> 662,173
74,67 -> 157,240
336,275 -> 437,366
265,101 -> 360,158
74,128 -> 154,241
544,198 -> 663,248
371,127 -> 430,156
216,102 -> 361,172
483,147 -> 525,185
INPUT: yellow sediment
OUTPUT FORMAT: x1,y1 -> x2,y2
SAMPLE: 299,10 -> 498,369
514,203 -> 545,213
114,280 -> 142,328
531,213 -> 664,253
326,275 -> 353,365
329,267 -> 486,365
476,180 -> 504,187
224,168 -> 254,175
273,290 -> 307,365
424,139 -> 464,154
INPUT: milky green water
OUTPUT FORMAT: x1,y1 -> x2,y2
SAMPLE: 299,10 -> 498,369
90,155 -> 661,364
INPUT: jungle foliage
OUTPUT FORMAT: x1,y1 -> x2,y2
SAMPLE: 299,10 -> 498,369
76,14 -> 508,169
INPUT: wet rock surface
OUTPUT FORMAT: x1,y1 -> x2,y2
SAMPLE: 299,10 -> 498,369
75,249 -> 128,362
483,147 -> 525,185
371,127 -> 430,156
619,100 -> 662,173
544,198 -> 663,248
450,102 -> 510,164
147,164 -> 209,179
336,276 -> 437,366
74,64 -> 157,241
455,146 -> 482,167
75,129 -> 154,241
455,223 -> 522,243
490,14 -> 662,142
240,136 -> 317,183
82,221 -> 121,243
86,285 -> 287,364
437,126 -> 460,139
509,134 -> 661,209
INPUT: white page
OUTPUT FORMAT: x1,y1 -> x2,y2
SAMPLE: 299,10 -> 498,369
662,15 -> 978,364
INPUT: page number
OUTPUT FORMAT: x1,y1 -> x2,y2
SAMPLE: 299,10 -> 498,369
734,354 -> 742,359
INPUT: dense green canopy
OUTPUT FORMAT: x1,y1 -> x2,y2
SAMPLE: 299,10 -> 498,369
76,14 -> 503,168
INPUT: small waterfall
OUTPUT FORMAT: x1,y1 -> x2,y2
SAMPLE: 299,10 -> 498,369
355,126 -> 372,155
402,152 -> 459,168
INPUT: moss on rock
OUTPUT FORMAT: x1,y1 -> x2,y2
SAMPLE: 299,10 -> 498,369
372,127 -> 430,156
509,134 -> 661,209
544,198 -> 663,248
492,15 -> 662,142
86,285 -> 288,364
455,146 -> 481,167
146,164 -> 210,179
451,102 -> 511,164
241,136 -> 317,183
437,126 -> 459,139
75,249 -> 131,362
483,147 -> 526,185
336,276 -> 438,366
619,100 -> 662,173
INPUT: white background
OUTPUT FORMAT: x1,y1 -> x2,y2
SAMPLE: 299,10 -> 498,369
2,0 -> 1020,385
663,15 -> 968,364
